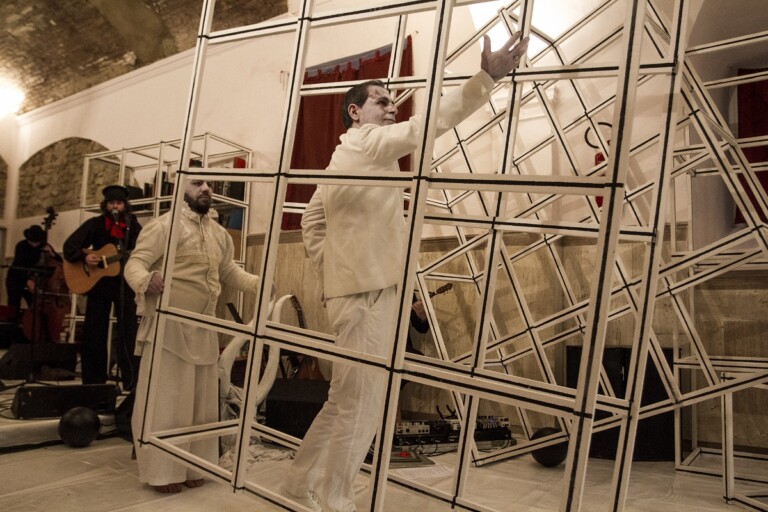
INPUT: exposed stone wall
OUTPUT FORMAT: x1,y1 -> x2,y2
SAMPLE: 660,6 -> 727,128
17,137 -> 109,218
1,0 -> 288,114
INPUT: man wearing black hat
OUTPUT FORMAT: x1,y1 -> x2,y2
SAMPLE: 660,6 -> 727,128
63,185 -> 142,389
6,224 -> 48,320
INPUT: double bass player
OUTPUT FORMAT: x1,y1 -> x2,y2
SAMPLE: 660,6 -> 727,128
6,209 -> 71,345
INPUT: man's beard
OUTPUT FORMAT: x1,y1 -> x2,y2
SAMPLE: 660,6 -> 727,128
184,193 -> 211,214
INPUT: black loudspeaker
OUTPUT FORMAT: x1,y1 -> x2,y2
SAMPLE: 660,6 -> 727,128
0,343 -> 78,379
265,379 -> 329,439
0,321 -> 24,349
566,346 -> 674,461
12,383 -> 120,419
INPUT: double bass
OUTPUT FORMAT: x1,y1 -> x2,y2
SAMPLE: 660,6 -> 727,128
22,207 -> 71,343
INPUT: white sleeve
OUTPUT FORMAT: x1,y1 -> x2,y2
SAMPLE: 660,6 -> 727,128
218,227 -> 260,292
124,218 -> 165,315
301,187 -> 326,288
354,71 -> 496,163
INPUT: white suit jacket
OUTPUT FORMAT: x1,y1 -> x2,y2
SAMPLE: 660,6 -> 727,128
302,71 -> 496,299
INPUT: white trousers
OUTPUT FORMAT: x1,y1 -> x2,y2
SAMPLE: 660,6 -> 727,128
132,349 -> 219,486
284,286 -> 396,512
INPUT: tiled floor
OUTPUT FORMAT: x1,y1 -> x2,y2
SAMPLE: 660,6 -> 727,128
1,381 -> 766,511
0,437 -> 285,511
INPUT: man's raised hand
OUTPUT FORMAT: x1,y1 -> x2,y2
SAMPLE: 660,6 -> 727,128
481,31 -> 530,81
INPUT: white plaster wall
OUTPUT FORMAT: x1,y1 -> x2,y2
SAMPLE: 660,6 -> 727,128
0,113 -> 20,224
685,0 -> 768,247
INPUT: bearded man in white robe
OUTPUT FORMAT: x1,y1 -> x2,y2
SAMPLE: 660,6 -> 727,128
125,178 -> 261,493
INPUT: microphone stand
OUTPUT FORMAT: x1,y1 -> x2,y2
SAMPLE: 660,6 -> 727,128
115,212 -> 135,392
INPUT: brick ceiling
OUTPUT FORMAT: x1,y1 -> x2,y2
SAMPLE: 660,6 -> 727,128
0,0 -> 287,114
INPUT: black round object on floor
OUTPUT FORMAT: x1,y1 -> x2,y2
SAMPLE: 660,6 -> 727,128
530,427 -> 567,467
58,406 -> 101,448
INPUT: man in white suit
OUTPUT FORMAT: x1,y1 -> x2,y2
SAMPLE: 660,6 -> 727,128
283,32 -> 529,512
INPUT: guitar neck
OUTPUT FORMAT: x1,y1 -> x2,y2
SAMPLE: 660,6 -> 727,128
290,296 -> 307,329
106,254 -> 123,264
428,283 -> 452,298
102,248 -> 130,266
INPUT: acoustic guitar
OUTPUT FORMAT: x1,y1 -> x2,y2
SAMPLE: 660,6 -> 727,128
62,243 -> 122,294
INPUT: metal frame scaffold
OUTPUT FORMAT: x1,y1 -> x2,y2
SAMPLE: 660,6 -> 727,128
72,133 -> 252,345
132,0 -> 768,511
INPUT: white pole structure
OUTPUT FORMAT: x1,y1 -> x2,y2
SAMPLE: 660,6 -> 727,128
134,0 -> 217,457
608,2 -> 689,509
561,1 -> 648,509
450,0 -> 530,500
233,0 -> 315,496
722,389 -> 736,504
126,0 -> 768,510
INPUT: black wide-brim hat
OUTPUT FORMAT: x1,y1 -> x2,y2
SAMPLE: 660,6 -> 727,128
24,225 -> 45,243
102,185 -> 129,202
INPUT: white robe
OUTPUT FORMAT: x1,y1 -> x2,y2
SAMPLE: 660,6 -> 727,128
124,204 -> 260,486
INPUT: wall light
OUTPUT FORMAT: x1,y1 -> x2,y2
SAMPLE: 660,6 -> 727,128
0,78 -> 25,117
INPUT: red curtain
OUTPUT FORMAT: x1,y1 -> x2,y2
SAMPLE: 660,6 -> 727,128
282,37 -> 413,230
734,68 -> 768,224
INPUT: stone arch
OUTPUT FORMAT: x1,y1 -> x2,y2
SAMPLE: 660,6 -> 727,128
18,138 -> 109,218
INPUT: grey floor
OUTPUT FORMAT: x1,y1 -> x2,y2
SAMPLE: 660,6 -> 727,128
1,381 -> 766,511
